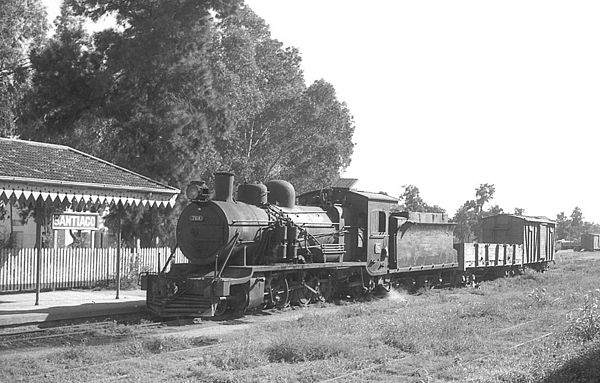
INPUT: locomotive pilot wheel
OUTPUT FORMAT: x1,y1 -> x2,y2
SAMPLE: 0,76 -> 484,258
229,285 -> 250,314
213,299 -> 227,317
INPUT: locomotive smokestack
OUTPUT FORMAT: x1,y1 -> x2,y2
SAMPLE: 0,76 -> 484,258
214,172 -> 234,202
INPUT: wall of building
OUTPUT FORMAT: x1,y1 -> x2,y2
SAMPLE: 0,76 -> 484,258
0,202 -> 111,249
0,203 -> 37,248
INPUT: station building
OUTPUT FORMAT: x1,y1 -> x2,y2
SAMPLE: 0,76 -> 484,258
0,138 -> 180,249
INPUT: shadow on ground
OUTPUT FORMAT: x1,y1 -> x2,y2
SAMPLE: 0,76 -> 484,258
540,344 -> 600,383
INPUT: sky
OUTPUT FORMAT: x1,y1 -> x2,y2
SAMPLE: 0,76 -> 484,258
43,1 -> 600,222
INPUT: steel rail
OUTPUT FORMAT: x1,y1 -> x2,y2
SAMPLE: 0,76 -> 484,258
18,340 -> 224,382
0,320 -> 164,348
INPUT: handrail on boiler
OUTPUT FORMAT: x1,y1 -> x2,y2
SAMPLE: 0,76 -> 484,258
216,231 -> 241,280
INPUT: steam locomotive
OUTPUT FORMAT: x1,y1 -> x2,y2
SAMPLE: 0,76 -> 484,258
142,172 -> 555,318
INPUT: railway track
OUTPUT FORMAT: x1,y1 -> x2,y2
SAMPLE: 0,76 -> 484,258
0,316 -> 169,351
17,339 -> 223,383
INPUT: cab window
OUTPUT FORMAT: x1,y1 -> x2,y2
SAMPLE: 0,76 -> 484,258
370,210 -> 387,234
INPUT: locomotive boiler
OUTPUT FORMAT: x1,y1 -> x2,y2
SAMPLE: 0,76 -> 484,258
177,173 -> 342,266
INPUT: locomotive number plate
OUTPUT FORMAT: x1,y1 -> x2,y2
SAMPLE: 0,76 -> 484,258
190,215 -> 205,222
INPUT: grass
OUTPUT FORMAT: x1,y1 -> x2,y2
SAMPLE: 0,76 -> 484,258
2,250 -> 600,382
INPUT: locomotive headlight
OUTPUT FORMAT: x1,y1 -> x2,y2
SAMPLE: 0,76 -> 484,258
186,183 -> 200,200
186,181 -> 210,202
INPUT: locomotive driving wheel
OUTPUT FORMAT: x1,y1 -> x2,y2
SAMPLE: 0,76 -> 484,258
293,275 -> 319,306
269,274 -> 290,308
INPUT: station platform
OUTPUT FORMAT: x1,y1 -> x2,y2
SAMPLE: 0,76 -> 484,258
0,289 -> 146,327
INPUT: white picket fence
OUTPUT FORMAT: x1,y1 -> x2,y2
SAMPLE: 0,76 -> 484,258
0,247 -> 187,292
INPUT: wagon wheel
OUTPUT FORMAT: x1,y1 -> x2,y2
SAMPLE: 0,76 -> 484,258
378,277 -> 393,293
269,275 -> 290,308
316,273 -> 336,302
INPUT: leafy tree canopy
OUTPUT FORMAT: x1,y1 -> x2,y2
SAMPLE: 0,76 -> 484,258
210,5 -> 354,192
555,207 -> 600,242
398,185 -> 445,213
452,183 -> 500,242
16,1 -> 354,245
514,207 -> 525,215
20,0 -> 243,245
0,0 -> 47,137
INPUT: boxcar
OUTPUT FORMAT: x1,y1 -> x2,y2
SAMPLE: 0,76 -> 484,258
480,214 -> 555,267
581,233 -> 600,251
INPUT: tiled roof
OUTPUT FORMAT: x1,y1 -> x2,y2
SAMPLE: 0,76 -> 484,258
0,138 -> 176,193
0,138 -> 179,207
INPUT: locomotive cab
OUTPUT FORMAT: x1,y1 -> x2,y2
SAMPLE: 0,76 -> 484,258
298,181 -> 399,272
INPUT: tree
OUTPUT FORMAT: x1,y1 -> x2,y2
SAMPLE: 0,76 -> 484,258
555,207 -> 600,242
453,200 -> 478,242
569,206 -> 584,241
0,0 -> 47,136
555,212 -> 569,240
485,204 -> 504,217
19,1 -> 354,245
514,207 -> 525,215
474,183 -> 495,214
22,0 -> 242,245
453,183 -> 499,242
20,4 -> 106,143
398,185 -> 445,213
210,6 -> 354,191
209,5 -> 305,182
277,80 -> 355,192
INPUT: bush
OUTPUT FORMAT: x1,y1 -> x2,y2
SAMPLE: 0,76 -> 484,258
567,290 -> 600,342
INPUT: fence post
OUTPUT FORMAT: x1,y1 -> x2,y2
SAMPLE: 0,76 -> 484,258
34,199 -> 43,306
116,216 -> 121,300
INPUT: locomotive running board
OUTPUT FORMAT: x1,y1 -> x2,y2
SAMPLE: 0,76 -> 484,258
236,261 -> 366,273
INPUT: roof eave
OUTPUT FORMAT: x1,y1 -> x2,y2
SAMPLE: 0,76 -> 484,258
0,175 -> 180,195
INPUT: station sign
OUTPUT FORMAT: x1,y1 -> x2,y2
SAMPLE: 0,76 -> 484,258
52,213 -> 99,231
